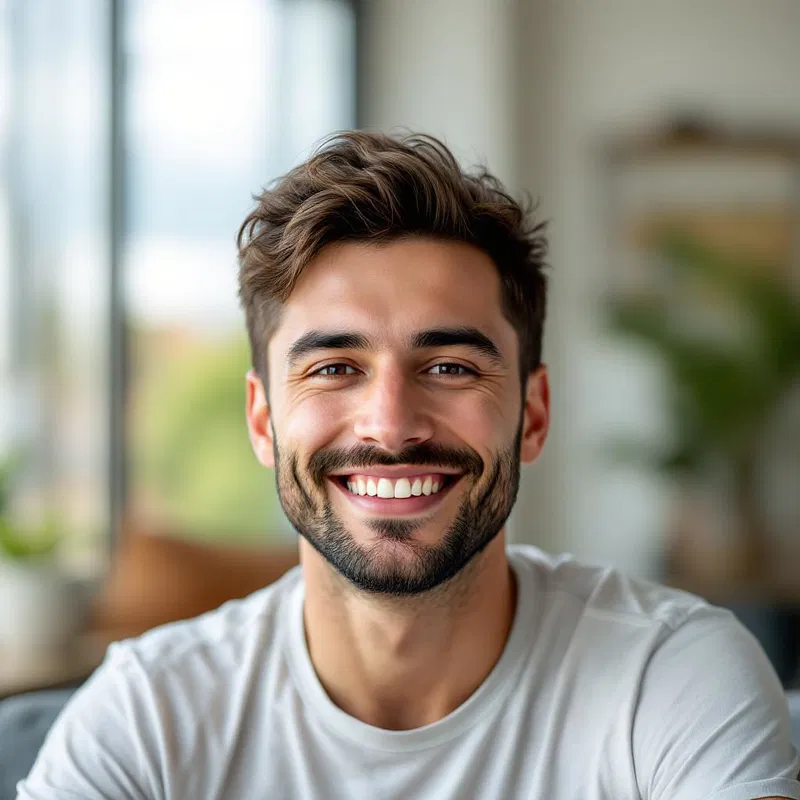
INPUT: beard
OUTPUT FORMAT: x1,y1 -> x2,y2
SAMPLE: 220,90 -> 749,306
273,428 -> 522,597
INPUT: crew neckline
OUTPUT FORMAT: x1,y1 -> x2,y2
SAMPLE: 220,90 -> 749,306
286,547 -> 538,753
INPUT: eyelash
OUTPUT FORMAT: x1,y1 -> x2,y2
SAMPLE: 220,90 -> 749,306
310,363 -> 477,378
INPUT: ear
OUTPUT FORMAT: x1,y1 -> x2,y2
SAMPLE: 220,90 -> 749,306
519,365 -> 550,464
245,369 -> 275,467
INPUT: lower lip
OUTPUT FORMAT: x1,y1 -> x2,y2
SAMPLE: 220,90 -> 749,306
329,477 -> 461,515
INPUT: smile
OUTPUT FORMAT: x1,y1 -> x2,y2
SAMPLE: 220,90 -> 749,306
328,470 -> 463,513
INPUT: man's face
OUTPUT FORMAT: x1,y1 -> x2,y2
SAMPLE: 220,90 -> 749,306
246,238 -> 549,596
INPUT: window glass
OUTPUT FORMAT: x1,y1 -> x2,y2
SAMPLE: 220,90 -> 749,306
123,0 -> 355,543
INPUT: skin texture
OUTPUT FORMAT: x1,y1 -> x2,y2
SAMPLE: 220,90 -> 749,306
246,238 -> 549,730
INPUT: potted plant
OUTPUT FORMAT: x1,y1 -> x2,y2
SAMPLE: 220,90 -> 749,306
606,232 -> 800,679
0,455 -> 88,655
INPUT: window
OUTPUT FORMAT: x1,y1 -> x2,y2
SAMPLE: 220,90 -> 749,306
2,0 -> 113,575
1,0 -> 357,572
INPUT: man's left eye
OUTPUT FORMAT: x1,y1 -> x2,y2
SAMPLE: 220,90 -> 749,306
427,363 -> 474,376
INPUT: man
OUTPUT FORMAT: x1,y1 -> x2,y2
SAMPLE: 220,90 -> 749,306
18,132 -> 800,799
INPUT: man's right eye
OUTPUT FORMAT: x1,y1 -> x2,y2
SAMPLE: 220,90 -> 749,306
312,364 -> 358,377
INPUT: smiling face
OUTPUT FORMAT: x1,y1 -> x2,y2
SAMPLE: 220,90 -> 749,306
246,237 -> 549,596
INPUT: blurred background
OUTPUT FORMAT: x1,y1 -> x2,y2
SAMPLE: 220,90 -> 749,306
1,0 -> 799,695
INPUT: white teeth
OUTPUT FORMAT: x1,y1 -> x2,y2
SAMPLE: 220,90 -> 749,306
345,475 -> 446,498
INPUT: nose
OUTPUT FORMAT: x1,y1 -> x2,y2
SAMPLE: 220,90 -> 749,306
352,365 -> 435,452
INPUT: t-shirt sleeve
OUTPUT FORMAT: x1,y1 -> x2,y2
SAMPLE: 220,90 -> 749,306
633,605 -> 800,800
16,642 -> 162,800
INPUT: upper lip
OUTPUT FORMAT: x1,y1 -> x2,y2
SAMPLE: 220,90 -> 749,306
327,466 -> 464,479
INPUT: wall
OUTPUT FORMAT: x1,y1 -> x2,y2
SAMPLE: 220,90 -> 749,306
359,0 -> 519,185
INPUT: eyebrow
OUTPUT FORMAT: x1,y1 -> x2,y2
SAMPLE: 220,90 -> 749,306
285,326 -> 505,369
411,327 -> 505,366
286,331 -> 370,368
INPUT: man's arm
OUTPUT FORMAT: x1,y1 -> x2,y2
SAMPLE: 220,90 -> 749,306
633,606 -> 800,800
16,644 -> 160,800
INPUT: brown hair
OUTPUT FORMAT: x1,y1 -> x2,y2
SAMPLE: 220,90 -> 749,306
237,131 -> 548,384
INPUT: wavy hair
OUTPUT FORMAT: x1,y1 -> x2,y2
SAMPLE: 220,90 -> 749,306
237,131 -> 548,382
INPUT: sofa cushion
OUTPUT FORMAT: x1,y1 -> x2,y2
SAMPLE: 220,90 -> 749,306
0,688 -> 75,800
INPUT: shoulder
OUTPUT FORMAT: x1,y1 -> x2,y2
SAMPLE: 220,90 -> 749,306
83,564 -> 303,738
117,564 -> 302,676
508,543 -> 707,636
508,545 -> 713,721
508,547 -> 800,798
632,605 -> 800,798
509,545 -> 786,713
17,566 -> 304,797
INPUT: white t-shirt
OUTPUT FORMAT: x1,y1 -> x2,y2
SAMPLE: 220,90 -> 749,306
17,545 -> 800,799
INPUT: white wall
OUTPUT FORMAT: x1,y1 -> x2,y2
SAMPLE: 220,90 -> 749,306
359,0 -> 519,186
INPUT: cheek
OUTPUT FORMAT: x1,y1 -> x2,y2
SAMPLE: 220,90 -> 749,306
282,393 -> 346,451
436,391 -> 516,447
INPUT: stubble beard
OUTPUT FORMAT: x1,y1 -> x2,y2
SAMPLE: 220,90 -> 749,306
272,428 -> 523,597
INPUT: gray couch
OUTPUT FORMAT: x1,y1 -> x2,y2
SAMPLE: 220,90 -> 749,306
0,689 -> 76,799
3,689 -> 800,799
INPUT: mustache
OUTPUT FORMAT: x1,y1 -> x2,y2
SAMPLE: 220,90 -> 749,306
307,442 -> 484,485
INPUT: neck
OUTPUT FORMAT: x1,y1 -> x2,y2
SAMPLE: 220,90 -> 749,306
300,534 -> 516,730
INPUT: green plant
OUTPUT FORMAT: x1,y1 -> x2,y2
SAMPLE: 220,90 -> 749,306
0,517 -> 60,562
606,232 -> 800,570
0,451 -> 61,562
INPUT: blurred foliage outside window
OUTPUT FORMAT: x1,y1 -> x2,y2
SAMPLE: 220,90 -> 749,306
129,330 -> 286,543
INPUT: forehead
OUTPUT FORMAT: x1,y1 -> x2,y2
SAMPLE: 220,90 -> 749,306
269,238 -> 514,355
